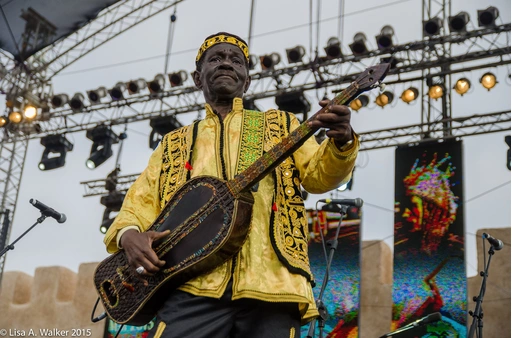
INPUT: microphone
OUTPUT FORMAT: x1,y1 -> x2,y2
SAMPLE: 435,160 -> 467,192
318,198 -> 363,208
29,199 -> 67,223
483,233 -> 504,251
379,312 -> 441,338
408,312 -> 442,327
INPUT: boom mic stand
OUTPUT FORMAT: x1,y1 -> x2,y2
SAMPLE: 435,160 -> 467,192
306,202 -> 350,338
0,213 -> 48,258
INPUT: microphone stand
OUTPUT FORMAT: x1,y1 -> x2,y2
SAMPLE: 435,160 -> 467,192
0,214 -> 47,258
307,203 -> 349,338
468,239 -> 496,338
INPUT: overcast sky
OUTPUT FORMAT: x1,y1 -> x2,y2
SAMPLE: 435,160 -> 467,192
1,0 -> 510,279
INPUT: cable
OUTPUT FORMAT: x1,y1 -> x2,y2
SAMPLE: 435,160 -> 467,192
0,5 -> 21,59
465,180 -> 510,203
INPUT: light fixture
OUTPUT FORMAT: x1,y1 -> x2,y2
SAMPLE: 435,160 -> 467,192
8,111 -> 22,124
505,135 -> 511,171
324,37 -> 342,59
38,134 -> 74,171
99,191 -> 125,234
428,84 -> 444,100
0,116 -> 7,127
168,71 -> 188,87
23,105 -> 38,120
423,17 -> 443,36
349,33 -> 368,56
275,91 -> 311,118
449,11 -> 470,33
453,78 -> 471,95
127,79 -> 147,95
375,91 -> 394,107
260,53 -> 281,70
349,95 -> 369,111
51,94 -> 69,108
69,93 -> 85,112
148,74 -> 166,94
109,82 -> 126,101
248,54 -> 259,70
85,125 -> 119,169
480,72 -> 497,90
87,87 -> 107,105
376,25 -> 394,50
478,6 -> 499,28
149,115 -> 183,149
401,87 -> 419,103
286,45 -> 306,63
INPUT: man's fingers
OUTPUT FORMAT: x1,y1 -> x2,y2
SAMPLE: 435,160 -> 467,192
151,230 -> 171,241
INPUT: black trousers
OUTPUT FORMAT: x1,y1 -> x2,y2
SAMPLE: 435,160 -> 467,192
148,281 -> 301,338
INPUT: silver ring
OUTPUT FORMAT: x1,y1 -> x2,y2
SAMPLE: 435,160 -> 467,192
135,266 -> 144,274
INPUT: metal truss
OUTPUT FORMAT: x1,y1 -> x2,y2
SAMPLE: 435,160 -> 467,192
80,110 -> 511,197
2,24 -> 510,143
0,136 -> 28,284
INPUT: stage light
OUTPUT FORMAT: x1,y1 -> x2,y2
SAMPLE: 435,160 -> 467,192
449,11 -> 470,33
51,94 -> 69,108
109,82 -> 126,101
401,87 -> 419,103
69,93 -> 85,111
349,95 -> 369,111
168,70 -> 188,87
275,91 -> 311,118
260,53 -> 281,70
375,91 -> 394,107
8,111 -> 22,124
148,74 -> 166,94
349,33 -> 368,56
376,25 -> 394,50
149,115 -> 183,149
423,17 -> 443,36
38,134 -> 74,171
453,78 -> 471,95
428,84 -> 444,100
87,87 -> 107,105
286,45 -> 306,63
324,37 -> 342,59
478,6 -> 499,28
505,135 -> 511,171
85,125 -> 119,169
0,116 -> 7,127
480,72 -> 497,90
248,54 -> 259,70
99,191 -> 125,234
127,78 -> 147,94
23,105 -> 37,120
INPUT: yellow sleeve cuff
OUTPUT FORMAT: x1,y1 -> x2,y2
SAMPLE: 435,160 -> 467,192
116,225 -> 140,249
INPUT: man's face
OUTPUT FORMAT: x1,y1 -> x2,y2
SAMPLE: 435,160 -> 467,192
194,43 -> 251,103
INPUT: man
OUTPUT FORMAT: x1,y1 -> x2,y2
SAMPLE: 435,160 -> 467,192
103,32 -> 359,338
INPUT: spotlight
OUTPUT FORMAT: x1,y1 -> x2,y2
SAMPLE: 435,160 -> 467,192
23,105 -> 38,120
375,91 -> 394,107
275,91 -> 311,118
127,79 -> 147,95
109,82 -> 126,101
349,33 -> 368,56
0,116 -> 7,127
449,11 -> 470,33
324,37 -> 342,59
85,125 -> 119,169
349,95 -> 369,111
168,71 -> 188,87
401,87 -> 419,103
376,25 -> 394,50
51,94 -> 69,108
38,134 -> 74,171
423,17 -> 443,36
428,84 -> 444,100
149,115 -> 182,149
69,93 -> 85,111
99,191 -> 125,234
260,53 -> 281,70
8,111 -> 22,124
286,45 -> 306,63
478,6 -> 499,28
480,72 -> 497,90
453,78 -> 471,95
148,74 -> 166,94
248,54 -> 259,70
505,135 -> 511,171
87,87 -> 107,105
